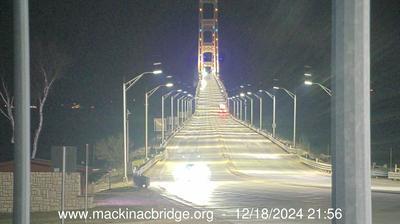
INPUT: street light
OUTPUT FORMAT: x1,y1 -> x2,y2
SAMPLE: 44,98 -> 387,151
145,83 -> 173,159
236,95 -> 242,119
252,92 -> 263,129
304,80 -> 333,96
273,86 -> 297,148
239,93 -> 248,122
161,89 -> 178,144
170,90 -> 182,132
177,95 -> 186,127
122,69 -> 162,181
258,89 -> 276,137
186,94 -> 194,119
241,92 -> 254,126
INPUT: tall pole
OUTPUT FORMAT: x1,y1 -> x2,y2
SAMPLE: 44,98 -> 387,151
161,95 -> 165,143
244,100 -> 247,122
250,98 -> 253,126
177,98 -> 181,126
171,96 -> 174,131
272,96 -> 276,137
85,144 -> 89,218
259,97 -> 263,129
145,93 -> 149,160
390,148 -> 393,171
332,0 -> 371,223
293,95 -> 296,148
13,0 -> 31,223
180,98 -> 184,125
236,100 -> 240,118
61,146 -> 66,224
122,84 -> 128,181
239,100 -> 243,120
233,100 -> 236,117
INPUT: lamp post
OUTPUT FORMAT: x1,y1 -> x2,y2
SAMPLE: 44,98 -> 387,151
273,86 -> 296,147
237,95 -> 243,120
235,95 -> 240,118
258,89 -> 276,137
186,94 -> 193,119
145,83 -> 173,160
252,93 -> 263,129
231,97 -> 237,117
304,80 -> 333,96
122,69 -> 162,181
170,90 -> 182,132
177,95 -> 186,127
241,92 -> 254,126
161,90 -> 176,144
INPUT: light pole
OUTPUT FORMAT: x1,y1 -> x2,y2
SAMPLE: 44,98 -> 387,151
161,90 -> 177,144
239,93 -> 248,122
304,80 -> 332,96
252,93 -> 263,129
186,94 -> 193,119
145,83 -> 173,160
235,95 -> 240,118
237,95 -> 244,120
241,92 -> 254,126
258,89 -> 276,137
274,86 -> 296,147
170,90 -> 182,132
122,69 -> 162,181
231,97 -> 237,117
177,95 -> 186,127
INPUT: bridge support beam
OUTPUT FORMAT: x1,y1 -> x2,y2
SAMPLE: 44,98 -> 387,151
332,0 -> 371,223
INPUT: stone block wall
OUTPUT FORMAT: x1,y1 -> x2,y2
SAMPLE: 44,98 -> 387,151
0,172 -> 93,212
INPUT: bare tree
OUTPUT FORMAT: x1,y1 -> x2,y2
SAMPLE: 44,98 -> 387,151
0,79 -> 15,143
31,42 -> 69,159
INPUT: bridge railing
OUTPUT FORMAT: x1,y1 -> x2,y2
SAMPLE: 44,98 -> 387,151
231,115 -> 391,178
214,74 -> 228,102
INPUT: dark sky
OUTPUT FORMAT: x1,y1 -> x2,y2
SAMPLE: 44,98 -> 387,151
0,0 -> 399,163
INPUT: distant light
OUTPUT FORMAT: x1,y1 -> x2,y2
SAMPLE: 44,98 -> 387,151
153,69 -> 163,75
258,90 -> 263,93
177,89 -> 182,92
273,86 -> 280,90
166,83 -> 174,88
232,96 -> 236,99
188,94 -> 193,97
183,91 -> 187,94
247,91 -> 252,95
304,73 -> 312,77
166,75 -> 173,79
240,85 -> 244,88
240,93 -> 245,97
235,95 -> 239,97
304,80 -> 313,86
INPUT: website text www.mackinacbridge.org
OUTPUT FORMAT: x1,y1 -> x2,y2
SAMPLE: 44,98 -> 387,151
58,208 -> 214,222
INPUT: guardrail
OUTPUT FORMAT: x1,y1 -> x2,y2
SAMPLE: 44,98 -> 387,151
298,156 -> 332,173
231,115 -> 391,177
388,172 -> 400,180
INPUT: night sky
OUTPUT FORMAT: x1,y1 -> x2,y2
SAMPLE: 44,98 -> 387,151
0,1 -> 399,164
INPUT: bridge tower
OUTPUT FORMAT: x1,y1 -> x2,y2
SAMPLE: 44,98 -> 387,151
198,0 -> 219,79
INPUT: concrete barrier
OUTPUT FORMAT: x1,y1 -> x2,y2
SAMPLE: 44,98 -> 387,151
388,172 -> 400,180
231,115 -> 391,177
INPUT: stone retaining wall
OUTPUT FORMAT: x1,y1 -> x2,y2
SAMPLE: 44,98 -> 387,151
0,172 -> 93,212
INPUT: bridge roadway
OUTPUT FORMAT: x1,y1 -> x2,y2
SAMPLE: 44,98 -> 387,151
145,73 -> 400,223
